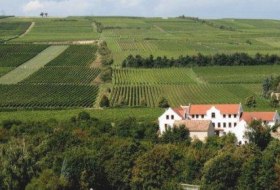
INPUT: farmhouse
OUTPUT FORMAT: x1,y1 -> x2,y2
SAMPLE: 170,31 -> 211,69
158,104 -> 280,144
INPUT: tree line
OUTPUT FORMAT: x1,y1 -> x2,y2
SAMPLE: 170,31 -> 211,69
122,53 -> 280,68
1,112 -> 280,189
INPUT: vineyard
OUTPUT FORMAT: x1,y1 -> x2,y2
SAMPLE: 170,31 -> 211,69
0,22 -> 31,42
46,45 -> 97,67
14,18 -> 100,42
0,44 -> 48,67
110,84 -> 268,109
113,68 -> 198,85
194,66 -> 280,84
22,67 -> 101,85
0,84 -> 99,108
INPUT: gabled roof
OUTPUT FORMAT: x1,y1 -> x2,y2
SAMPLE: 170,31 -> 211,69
174,120 -> 212,132
189,104 -> 241,115
173,107 -> 185,119
241,112 -> 276,123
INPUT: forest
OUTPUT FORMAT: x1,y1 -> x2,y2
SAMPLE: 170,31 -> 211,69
0,112 -> 279,190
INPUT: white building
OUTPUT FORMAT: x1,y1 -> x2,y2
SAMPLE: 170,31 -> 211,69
158,103 -> 280,144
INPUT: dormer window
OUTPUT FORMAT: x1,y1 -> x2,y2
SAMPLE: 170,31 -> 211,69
212,113 -> 216,118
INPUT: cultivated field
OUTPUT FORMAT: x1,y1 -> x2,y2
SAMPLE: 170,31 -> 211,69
0,16 -> 280,114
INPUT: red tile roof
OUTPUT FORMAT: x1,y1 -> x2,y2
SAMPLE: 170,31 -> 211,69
241,112 -> 276,123
173,107 -> 185,119
189,104 -> 241,115
174,120 -> 212,132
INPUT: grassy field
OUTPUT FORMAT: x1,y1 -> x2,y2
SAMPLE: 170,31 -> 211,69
0,46 -> 68,84
0,108 -> 163,122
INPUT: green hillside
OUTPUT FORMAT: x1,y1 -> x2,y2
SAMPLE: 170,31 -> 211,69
1,16 -> 280,118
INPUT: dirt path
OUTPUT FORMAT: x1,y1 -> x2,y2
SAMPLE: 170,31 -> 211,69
19,22 -> 35,38
90,53 -> 102,68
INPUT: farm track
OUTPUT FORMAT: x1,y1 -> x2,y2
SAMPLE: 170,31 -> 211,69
19,22 -> 35,38
0,46 -> 69,84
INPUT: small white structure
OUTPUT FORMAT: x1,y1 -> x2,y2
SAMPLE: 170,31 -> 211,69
158,103 -> 280,144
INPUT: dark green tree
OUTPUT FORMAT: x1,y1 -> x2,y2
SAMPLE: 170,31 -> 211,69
245,120 -> 272,150
99,95 -> 110,108
158,97 -> 170,108
201,153 -> 242,190
245,96 -> 257,108
270,94 -> 279,108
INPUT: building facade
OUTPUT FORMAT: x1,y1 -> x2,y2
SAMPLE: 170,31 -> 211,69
158,104 -> 280,144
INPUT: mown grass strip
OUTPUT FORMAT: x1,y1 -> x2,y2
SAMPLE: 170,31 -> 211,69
0,46 -> 68,84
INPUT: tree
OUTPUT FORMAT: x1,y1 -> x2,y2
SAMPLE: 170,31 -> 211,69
99,95 -> 110,108
245,120 -> 272,150
161,125 -> 191,144
158,97 -> 170,108
77,111 -> 91,121
245,96 -> 256,108
263,77 -> 272,97
44,13 -> 48,17
201,153 -> 242,190
26,169 -> 68,190
270,94 -> 279,108
131,145 -> 182,189
40,12 -> 44,17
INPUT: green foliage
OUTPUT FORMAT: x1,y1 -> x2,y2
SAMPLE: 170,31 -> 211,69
201,153 -> 242,190
246,120 -> 272,150
270,94 -> 279,108
161,125 -> 191,144
0,22 -> 31,41
100,67 -> 112,82
245,96 -> 257,108
99,95 -> 110,108
131,144 -> 182,190
158,97 -> 170,108
25,169 -> 68,190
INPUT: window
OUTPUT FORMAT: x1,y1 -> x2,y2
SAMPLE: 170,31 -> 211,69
223,123 -> 226,128
196,115 -> 199,118
165,124 -> 168,130
218,123 -> 221,128
166,115 -> 169,120
192,115 -> 195,118
211,113 -> 216,118
229,123 -> 232,128
202,115 -> 204,119
213,123 -> 216,127
223,114 -> 226,118
171,115 -> 174,120
234,114 -> 237,118
229,114 -> 232,118
234,123 -> 237,127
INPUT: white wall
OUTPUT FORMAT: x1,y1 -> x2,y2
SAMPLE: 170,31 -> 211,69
158,108 -> 183,134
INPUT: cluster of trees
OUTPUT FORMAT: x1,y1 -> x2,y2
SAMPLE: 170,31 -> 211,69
122,53 -> 280,68
1,112 -> 280,189
178,15 -> 235,31
263,76 -> 280,107
40,12 -> 48,18
93,21 -> 103,33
